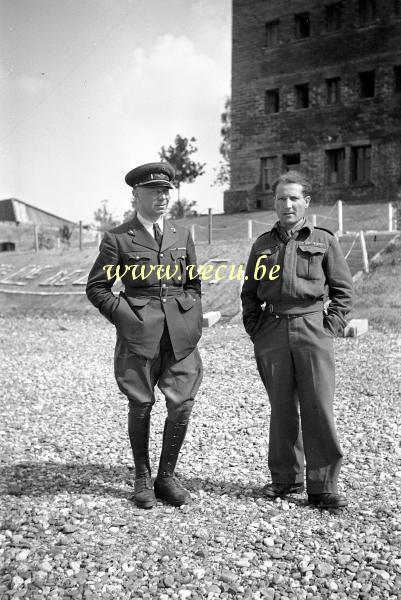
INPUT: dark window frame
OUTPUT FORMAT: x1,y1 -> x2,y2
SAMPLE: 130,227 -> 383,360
359,70 -> 375,98
261,156 -> 279,191
351,145 -> 372,184
294,12 -> 311,39
283,153 -> 301,171
265,89 -> 280,114
265,19 -> 280,47
358,0 -> 377,25
326,77 -> 341,104
326,148 -> 345,184
325,2 -> 342,32
394,65 -> 401,92
295,83 -> 310,109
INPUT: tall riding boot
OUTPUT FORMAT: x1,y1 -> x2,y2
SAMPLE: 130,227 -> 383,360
128,403 -> 156,509
154,419 -> 191,506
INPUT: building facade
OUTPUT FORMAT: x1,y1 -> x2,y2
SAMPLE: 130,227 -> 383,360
224,0 -> 401,212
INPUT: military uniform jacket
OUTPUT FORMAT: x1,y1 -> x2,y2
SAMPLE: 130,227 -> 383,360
241,220 -> 353,339
86,215 -> 202,360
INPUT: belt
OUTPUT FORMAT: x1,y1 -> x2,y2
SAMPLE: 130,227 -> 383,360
124,285 -> 184,300
265,300 -> 324,318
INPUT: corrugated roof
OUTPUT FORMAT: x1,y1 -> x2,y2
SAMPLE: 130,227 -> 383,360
0,198 -> 77,227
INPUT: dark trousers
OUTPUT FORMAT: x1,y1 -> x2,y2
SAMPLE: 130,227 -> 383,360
114,323 -> 203,421
254,311 -> 343,493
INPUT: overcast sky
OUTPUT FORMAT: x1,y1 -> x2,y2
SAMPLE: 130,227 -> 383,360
0,0 -> 231,224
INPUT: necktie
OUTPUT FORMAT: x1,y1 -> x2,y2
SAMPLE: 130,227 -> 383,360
153,222 -> 163,247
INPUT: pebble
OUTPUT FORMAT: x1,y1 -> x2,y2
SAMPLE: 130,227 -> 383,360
40,560 -> 53,573
1,319 -> 401,600
62,525 -> 77,534
164,575 -> 175,588
314,563 -> 334,577
220,571 -> 237,584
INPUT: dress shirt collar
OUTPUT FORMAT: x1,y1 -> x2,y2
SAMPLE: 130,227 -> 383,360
273,217 -> 311,242
136,211 -> 164,234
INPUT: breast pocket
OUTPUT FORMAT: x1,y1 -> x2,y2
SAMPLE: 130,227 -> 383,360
255,246 -> 280,281
122,251 -> 155,283
170,248 -> 187,284
296,245 -> 326,280
123,251 -> 152,265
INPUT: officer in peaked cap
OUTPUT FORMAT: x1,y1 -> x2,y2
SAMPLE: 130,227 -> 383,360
86,161 -> 203,509
124,162 -> 176,189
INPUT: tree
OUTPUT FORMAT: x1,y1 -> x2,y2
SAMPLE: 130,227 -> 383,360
122,208 -> 135,223
213,96 -> 231,188
159,135 -> 206,200
93,200 -> 120,232
59,224 -> 72,247
168,198 -> 198,220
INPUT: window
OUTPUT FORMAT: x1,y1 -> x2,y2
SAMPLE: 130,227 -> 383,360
359,70 -> 375,98
261,157 -> 278,191
265,89 -> 280,113
295,13 -> 310,38
394,66 -> 401,92
295,83 -> 309,108
326,3 -> 342,31
351,145 -> 371,183
326,148 -> 345,184
326,77 -> 341,104
283,154 -> 301,171
265,20 -> 280,47
359,0 -> 376,25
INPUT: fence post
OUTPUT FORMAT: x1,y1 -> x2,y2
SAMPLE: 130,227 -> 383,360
359,230 -> 369,273
247,220 -> 253,240
34,224 -> 39,252
239,264 -> 244,313
208,208 -> 212,245
388,203 -> 393,232
337,200 -> 343,236
311,214 -> 317,227
191,223 -> 196,243
79,221 -> 83,251
397,200 -> 401,231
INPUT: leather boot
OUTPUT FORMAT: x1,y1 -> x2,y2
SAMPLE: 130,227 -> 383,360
154,419 -> 191,506
128,403 -> 156,509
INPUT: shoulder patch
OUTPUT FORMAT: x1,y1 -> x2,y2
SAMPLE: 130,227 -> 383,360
314,226 -> 334,236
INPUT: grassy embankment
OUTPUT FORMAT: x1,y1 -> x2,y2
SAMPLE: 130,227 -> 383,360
0,203 -> 400,329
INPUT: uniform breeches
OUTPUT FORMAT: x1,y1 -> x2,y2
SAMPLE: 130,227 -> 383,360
114,323 -> 203,421
254,311 -> 343,493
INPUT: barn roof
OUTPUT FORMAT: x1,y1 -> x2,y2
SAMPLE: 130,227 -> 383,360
0,198 -> 77,228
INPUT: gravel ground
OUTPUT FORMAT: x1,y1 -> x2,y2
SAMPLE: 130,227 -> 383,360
1,315 -> 401,600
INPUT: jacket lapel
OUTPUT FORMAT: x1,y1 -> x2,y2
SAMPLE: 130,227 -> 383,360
127,215 -> 159,251
161,219 -> 178,251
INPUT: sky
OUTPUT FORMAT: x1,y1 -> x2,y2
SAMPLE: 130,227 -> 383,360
0,0 -> 231,224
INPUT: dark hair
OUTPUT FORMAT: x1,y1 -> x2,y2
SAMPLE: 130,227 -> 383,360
272,170 -> 312,196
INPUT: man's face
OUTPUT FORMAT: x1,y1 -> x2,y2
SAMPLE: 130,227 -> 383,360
274,182 -> 310,229
135,185 -> 170,221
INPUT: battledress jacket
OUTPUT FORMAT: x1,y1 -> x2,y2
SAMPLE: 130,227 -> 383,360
86,215 -> 202,360
241,221 -> 353,339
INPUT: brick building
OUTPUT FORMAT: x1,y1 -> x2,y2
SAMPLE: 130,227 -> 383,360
224,0 -> 401,212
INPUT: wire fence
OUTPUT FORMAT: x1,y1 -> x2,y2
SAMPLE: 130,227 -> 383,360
183,200 -> 398,246
0,201 -> 399,258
